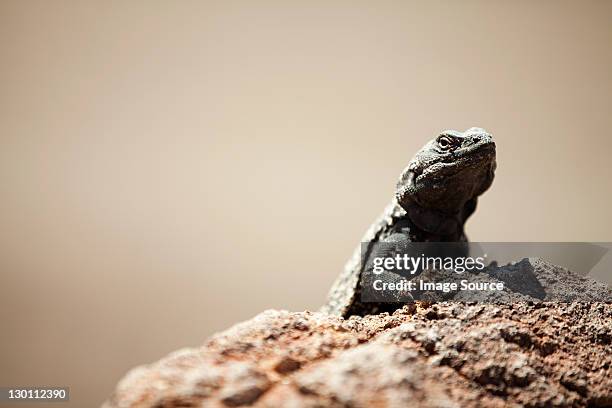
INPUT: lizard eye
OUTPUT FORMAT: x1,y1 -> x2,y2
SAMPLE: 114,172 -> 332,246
437,135 -> 454,150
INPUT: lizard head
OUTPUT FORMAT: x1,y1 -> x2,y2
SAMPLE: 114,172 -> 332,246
396,127 -> 496,217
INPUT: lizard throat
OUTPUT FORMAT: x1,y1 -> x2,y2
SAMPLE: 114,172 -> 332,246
404,204 -> 462,237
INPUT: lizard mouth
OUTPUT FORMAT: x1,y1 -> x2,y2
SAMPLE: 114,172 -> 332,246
415,142 -> 496,184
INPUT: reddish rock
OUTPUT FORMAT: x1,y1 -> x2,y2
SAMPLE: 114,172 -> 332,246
104,303 -> 612,408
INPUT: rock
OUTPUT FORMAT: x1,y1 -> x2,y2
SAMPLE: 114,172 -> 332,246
487,258 -> 546,299
406,258 -> 612,303
103,301 -> 612,408
104,261 -> 612,407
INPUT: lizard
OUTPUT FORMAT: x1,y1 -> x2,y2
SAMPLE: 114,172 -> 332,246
322,127 -> 497,317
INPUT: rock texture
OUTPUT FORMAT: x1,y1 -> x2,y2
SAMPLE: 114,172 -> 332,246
104,259 -> 612,407
104,301 -> 612,408
414,258 -> 612,303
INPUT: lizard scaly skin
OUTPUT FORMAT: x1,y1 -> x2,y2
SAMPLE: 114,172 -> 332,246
322,128 -> 496,317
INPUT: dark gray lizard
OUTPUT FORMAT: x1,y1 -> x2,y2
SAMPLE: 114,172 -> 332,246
322,128 -> 496,317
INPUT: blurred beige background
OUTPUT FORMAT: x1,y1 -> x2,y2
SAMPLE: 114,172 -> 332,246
1,1 -> 611,407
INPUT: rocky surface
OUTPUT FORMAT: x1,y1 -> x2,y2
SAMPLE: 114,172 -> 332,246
104,259 -> 612,407
104,300 -> 612,408
413,257 -> 612,303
